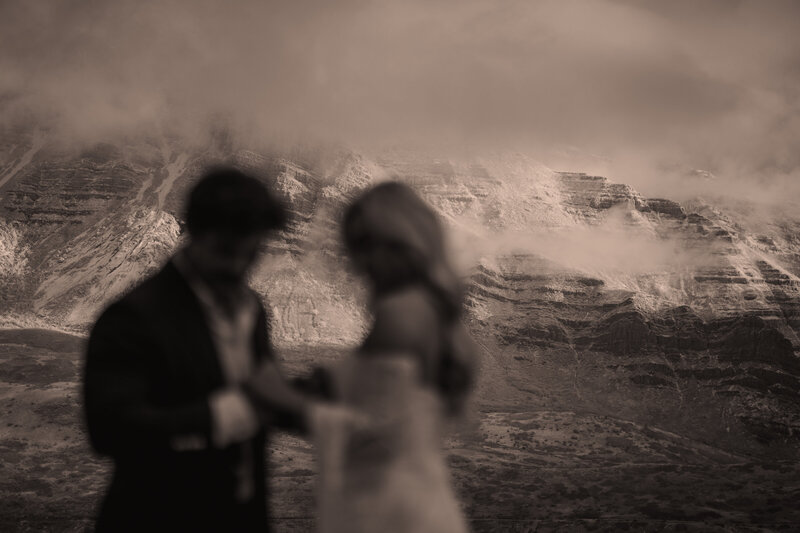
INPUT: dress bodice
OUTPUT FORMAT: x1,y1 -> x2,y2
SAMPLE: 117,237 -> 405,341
313,355 -> 468,533
335,356 -> 444,472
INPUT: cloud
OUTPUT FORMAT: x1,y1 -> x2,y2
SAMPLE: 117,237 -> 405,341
450,201 -> 715,278
1,0 -> 798,198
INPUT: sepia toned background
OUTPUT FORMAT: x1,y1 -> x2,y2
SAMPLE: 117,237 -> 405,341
1,1 -> 799,531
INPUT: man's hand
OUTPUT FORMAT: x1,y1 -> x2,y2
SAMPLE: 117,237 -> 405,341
241,359 -> 311,431
292,366 -> 335,400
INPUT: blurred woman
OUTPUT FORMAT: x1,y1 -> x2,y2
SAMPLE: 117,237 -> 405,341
311,182 -> 477,533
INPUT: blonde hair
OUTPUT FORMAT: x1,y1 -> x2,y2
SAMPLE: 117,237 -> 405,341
343,182 -> 461,316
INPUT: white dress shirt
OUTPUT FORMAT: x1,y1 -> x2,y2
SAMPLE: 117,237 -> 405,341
173,253 -> 262,502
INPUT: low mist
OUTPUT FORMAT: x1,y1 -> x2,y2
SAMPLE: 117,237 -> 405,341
449,203 -> 718,280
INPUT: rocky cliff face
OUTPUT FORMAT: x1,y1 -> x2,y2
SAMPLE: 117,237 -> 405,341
0,131 -> 378,340
1,128 -> 798,455
367,153 -> 800,455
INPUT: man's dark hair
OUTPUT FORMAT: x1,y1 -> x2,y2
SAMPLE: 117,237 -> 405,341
185,166 -> 288,236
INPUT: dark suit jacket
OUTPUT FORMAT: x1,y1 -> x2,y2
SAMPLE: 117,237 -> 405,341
84,261 -> 281,532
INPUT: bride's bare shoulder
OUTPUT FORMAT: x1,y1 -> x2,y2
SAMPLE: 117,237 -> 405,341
362,286 -> 439,356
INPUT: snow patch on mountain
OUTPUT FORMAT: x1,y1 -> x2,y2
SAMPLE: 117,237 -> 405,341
0,130 -> 46,191
156,150 -> 190,208
251,253 -> 367,346
0,220 -> 27,282
34,208 -> 181,327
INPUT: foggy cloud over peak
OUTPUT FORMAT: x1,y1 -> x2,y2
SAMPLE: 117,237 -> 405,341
1,0 -> 799,200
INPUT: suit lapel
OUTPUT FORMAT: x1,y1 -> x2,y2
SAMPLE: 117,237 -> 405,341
156,261 -> 226,392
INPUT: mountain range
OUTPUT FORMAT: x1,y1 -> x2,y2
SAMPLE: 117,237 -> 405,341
1,124 -> 799,529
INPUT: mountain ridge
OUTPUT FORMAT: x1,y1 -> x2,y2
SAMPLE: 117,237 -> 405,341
1,129 -> 798,456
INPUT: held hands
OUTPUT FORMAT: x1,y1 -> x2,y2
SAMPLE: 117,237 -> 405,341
241,360 -> 308,427
241,360 -> 365,434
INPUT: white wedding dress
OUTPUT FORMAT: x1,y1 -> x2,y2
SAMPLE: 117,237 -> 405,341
312,355 -> 468,533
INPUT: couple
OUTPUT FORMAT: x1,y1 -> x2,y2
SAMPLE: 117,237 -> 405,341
83,167 -> 476,532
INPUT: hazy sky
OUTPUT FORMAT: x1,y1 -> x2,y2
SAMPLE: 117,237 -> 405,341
1,0 -> 799,195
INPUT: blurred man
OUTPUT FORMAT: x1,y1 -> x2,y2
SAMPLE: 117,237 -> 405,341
83,167 -> 310,532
